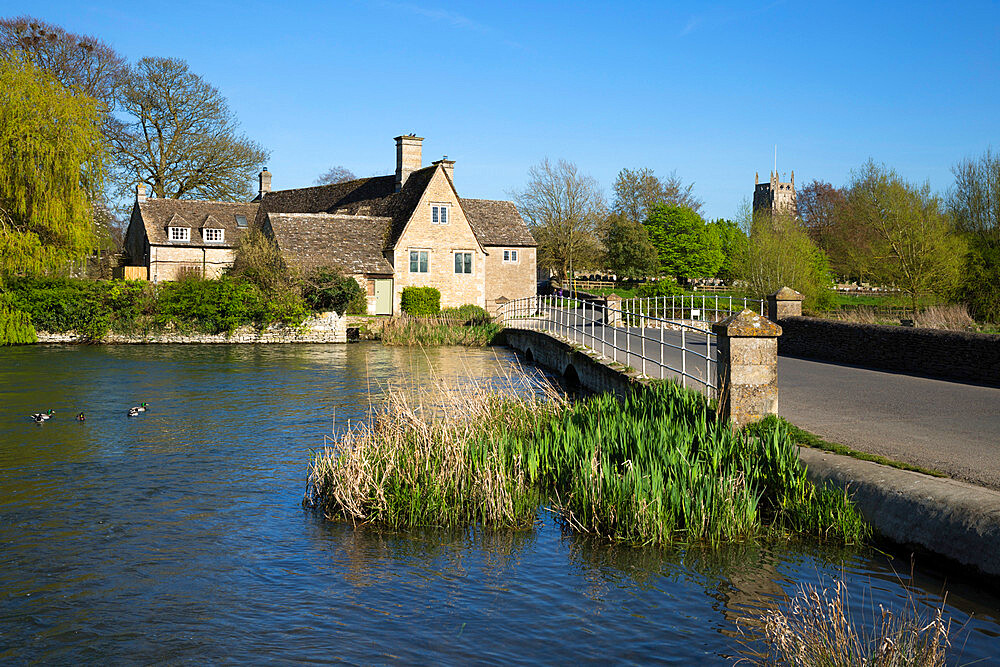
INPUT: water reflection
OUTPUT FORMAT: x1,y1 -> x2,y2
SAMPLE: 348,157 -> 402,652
0,343 -> 998,663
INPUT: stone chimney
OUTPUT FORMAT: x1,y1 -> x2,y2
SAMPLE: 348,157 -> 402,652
135,182 -> 146,202
432,156 -> 455,183
395,134 -> 423,192
258,167 -> 271,198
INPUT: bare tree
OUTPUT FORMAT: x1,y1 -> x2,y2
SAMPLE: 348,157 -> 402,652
949,148 -> 1000,237
315,166 -> 356,185
111,57 -> 268,201
0,16 -> 125,111
612,167 -> 702,224
511,158 -> 605,280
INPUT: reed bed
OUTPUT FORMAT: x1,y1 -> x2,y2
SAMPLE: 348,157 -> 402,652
305,380 -> 868,545
379,316 -> 503,347
747,579 -> 951,666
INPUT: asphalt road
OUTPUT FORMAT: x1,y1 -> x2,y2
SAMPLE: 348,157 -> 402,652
519,307 -> 1000,491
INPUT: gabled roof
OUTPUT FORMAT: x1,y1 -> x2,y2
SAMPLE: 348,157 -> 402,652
267,213 -> 394,275
460,198 -> 536,247
137,199 -> 258,247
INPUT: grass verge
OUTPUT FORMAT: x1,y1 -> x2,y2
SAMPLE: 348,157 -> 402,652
305,380 -> 869,545
750,415 -> 947,478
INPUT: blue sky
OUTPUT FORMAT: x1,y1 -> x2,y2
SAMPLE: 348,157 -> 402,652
10,1 -> 1000,220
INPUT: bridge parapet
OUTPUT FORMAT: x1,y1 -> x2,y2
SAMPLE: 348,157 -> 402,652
712,309 -> 783,429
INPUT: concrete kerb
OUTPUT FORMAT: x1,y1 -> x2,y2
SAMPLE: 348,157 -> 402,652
800,447 -> 1000,577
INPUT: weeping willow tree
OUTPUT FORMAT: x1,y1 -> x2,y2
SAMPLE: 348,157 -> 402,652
0,54 -> 105,278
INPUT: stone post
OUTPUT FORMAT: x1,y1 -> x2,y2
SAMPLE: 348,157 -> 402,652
604,293 -> 622,327
767,286 -> 804,322
712,309 -> 782,429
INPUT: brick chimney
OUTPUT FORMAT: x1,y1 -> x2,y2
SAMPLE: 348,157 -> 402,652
258,167 -> 271,198
135,182 -> 146,202
395,134 -> 423,192
432,156 -> 455,184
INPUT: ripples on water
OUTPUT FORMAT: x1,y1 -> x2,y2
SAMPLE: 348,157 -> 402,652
0,343 -> 997,664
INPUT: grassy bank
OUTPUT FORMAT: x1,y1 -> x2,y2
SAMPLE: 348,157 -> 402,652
305,380 -> 868,545
379,316 -> 503,347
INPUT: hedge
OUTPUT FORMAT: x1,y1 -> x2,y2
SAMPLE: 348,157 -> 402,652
400,286 -> 441,316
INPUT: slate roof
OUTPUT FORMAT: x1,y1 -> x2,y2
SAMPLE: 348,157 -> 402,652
266,213 -> 394,275
137,199 -> 258,247
460,198 -> 536,247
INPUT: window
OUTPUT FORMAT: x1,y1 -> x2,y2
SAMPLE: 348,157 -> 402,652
204,228 -> 224,242
409,250 -> 429,273
503,249 -> 518,263
169,226 -> 190,242
235,214 -> 248,228
431,204 -> 449,224
454,252 -> 472,274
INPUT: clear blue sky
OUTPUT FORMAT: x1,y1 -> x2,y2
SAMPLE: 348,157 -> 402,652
9,1 -> 1000,220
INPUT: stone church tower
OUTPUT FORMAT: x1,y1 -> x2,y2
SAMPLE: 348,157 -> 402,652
753,171 -> 797,217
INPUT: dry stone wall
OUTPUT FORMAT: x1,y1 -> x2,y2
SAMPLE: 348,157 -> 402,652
36,312 -> 347,345
777,316 -> 1000,385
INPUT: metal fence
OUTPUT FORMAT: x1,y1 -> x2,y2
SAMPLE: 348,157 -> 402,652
495,294 -> 759,396
620,294 -> 764,327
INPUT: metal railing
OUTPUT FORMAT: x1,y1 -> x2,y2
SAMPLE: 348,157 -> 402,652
620,294 -> 764,327
496,294 -> 760,396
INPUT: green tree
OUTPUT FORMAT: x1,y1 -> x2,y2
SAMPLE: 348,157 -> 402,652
847,161 -> 966,311
612,167 -> 702,224
733,212 -> 834,310
600,214 -> 659,279
643,204 -> 722,281
0,55 -> 105,276
111,57 -> 268,201
949,149 -> 1000,321
708,218 -> 747,282
512,158 -> 604,280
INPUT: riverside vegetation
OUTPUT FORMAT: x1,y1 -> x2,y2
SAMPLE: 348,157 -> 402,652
305,380 -> 868,545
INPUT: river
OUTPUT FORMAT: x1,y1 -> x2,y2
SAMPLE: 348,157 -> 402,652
1,343 -> 998,663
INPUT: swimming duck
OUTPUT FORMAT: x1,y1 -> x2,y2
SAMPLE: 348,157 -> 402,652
127,407 -> 140,418
137,403 -> 148,412
76,412 -> 86,422
30,410 -> 54,422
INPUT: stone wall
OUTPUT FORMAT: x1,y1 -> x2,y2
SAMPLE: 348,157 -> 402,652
37,312 -> 347,344
150,245 -> 235,281
392,167 -> 486,310
778,316 -> 1000,385
484,246 -> 537,311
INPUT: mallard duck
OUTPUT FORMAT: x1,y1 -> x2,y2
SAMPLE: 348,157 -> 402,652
76,412 -> 86,422
137,403 -> 148,412
127,407 -> 140,417
30,410 -> 54,422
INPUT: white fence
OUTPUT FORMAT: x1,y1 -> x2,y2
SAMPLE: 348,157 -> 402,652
497,295 -> 763,395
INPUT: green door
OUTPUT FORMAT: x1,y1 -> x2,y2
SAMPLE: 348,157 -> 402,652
374,279 -> 393,315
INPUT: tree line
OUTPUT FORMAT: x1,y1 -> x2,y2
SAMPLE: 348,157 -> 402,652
514,153 -> 998,320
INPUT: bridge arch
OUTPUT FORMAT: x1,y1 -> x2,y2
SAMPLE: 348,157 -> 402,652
563,363 -> 581,387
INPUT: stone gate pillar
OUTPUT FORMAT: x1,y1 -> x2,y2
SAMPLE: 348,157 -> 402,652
767,286 -> 804,322
604,293 -> 622,326
712,309 -> 782,429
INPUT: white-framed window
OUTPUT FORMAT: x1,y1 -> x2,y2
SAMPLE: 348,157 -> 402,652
503,249 -> 519,263
431,204 -> 450,224
204,228 -> 224,243
168,226 -> 190,242
454,251 -> 472,274
409,249 -> 429,273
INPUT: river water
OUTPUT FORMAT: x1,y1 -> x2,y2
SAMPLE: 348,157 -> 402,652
0,343 -> 998,664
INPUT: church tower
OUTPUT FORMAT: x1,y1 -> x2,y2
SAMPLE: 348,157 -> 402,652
753,171 -> 797,217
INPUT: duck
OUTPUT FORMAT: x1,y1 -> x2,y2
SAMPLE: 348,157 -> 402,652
76,412 -> 86,422
30,410 -> 54,422
136,403 -> 148,412
127,407 -> 140,418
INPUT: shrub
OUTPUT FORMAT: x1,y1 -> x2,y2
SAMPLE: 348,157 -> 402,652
0,295 -> 37,344
156,276 -> 266,334
227,225 -> 293,294
400,286 -> 441,316
440,304 -> 492,325
3,276 -> 111,336
635,279 -> 682,298
301,267 -> 367,315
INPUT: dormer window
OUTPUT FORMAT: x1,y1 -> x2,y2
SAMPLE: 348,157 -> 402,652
431,204 -> 449,224
204,228 -> 224,243
169,226 -> 191,242
235,214 -> 248,228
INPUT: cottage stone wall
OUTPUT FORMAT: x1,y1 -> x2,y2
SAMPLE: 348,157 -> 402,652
149,245 -> 235,281
484,246 -> 536,310
392,167 -> 486,310
777,316 -> 1000,386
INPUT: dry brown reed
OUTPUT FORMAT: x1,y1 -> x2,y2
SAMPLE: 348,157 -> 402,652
747,579 -> 951,666
912,304 -> 977,331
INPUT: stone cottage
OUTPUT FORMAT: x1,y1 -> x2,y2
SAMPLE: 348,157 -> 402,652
123,134 -> 536,314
